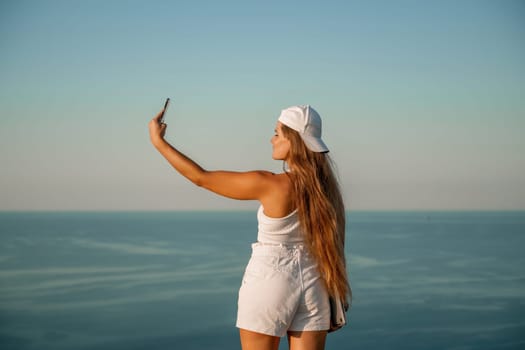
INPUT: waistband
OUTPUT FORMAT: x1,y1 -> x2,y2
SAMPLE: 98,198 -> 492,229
251,241 -> 310,258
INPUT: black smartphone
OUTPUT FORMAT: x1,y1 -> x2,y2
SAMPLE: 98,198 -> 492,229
160,98 -> 170,123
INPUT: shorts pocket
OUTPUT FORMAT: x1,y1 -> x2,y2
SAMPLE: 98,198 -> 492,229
242,255 -> 279,285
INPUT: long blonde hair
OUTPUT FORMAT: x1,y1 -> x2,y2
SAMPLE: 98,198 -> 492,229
281,124 -> 351,305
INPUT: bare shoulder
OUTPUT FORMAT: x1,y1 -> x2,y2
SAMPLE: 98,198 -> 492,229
259,172 -> 294,217
254,171 -> 290,189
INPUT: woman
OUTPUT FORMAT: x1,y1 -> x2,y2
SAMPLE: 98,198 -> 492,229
149,104 -> 351,350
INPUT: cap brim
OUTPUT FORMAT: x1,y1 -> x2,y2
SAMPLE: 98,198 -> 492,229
301,134 -> 329,153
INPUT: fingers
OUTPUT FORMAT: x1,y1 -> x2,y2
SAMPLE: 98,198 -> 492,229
150,109 -> 168,138
154,109 -> 165,122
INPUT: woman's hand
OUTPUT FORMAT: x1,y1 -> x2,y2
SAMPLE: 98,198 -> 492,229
149,109 -> 168,147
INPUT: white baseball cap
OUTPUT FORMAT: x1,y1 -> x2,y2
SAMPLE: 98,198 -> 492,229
278,105 -> 329,153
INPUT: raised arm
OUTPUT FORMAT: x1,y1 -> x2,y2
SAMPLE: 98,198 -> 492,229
148,110 -> 275,201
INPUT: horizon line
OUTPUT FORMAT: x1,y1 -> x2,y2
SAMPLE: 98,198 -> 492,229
1,209 -> 524,214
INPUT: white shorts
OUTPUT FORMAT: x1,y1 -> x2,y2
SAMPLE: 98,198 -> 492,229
236,242 -> 330,337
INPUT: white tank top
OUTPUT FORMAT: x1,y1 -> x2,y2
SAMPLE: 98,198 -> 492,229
257,205 -> 304,244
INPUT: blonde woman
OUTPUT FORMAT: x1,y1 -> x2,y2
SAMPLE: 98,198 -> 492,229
149,104 -> 351,350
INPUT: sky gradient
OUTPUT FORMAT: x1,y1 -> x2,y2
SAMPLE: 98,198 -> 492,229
1,0 -> 524,211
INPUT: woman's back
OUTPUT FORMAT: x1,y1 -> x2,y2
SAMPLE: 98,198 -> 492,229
259,173 -> 294,218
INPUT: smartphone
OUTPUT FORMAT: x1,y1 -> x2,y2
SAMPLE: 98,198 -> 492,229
160,98 -> 170,123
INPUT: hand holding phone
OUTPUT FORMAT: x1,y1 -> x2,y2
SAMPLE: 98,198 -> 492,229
159,98 -> 170,124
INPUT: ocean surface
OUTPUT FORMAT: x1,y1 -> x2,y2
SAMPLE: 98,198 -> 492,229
0,211 -> 524,350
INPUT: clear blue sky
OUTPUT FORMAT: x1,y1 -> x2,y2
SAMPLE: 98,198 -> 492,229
1,0 -> 524,211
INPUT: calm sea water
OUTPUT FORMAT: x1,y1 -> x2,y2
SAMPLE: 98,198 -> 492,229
0,211 -> 524,350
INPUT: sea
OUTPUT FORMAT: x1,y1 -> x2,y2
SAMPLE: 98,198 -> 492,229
0,211 -> 524,350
